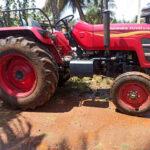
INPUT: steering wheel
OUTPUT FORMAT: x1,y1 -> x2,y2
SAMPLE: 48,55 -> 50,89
55,15 -> 74,31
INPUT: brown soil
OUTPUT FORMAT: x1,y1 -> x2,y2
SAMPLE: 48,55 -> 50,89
0,76 -> 150,150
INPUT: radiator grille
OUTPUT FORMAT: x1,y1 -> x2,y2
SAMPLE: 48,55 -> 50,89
142,39 -> 150,61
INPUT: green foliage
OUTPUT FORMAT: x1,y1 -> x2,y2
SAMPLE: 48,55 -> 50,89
2,0 -> 32,10
85,5 -> 101,24
0,0 -> 51,27
43,0 -> 99,22
111,18 -> 118,23
85,0 -> 116,24
0,0 -> 31,26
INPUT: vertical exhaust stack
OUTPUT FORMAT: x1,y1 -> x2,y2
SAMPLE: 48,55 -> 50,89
103,0 -> 110,50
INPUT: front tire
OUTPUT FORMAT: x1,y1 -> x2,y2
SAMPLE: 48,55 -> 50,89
0,36 -> 58,110
111,72 -> 150,116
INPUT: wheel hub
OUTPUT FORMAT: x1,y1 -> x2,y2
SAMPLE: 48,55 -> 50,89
0,54 -> 37,97
119,82 -> 149,109
15,70 -> 24,80
128,91 -> 138,100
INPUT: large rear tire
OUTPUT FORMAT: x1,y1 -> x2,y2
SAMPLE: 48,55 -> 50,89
111,72 -> 150,116
0,36 -> 58,110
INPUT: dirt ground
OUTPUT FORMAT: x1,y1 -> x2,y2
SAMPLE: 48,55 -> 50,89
0,76 -> 150,150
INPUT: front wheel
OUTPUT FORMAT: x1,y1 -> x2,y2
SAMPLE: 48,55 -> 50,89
111,72 -> 150,116
0,36 -> 58,110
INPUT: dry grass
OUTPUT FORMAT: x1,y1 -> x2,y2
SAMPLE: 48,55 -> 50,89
67,75 -> 114,91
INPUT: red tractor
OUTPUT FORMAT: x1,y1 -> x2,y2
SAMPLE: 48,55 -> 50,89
0,5 -> 149,116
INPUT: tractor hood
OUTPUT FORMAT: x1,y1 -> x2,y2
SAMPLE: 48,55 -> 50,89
73,21 -> 150,32
72,21 -> 150,50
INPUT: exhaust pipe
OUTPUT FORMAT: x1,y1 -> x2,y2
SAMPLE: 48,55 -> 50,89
103,0 -> 110,50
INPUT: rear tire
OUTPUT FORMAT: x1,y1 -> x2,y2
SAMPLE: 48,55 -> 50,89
111,72 -> 150,116
0,36 -> 58,110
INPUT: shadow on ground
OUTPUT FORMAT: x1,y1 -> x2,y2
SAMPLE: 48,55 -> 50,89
0,77 -> 111,149
34,78 -> 110,113
32,77 -> 150,119
1,76 -> 150,150
0,103 -> 45,150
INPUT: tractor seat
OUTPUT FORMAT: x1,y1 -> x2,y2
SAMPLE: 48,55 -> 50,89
73,21 -> 103,32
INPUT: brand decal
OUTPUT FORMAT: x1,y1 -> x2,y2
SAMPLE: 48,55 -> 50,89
110,26 -> 150,30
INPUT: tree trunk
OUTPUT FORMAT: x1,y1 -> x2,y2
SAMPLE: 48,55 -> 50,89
74,0 -> 86,21
49,0 -> 60,24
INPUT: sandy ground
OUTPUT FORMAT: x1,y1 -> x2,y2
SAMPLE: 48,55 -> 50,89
0,76 -> 150,150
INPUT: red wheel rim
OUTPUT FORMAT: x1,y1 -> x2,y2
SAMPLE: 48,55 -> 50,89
118,82 -> 149,110
0,54 -> 37,98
